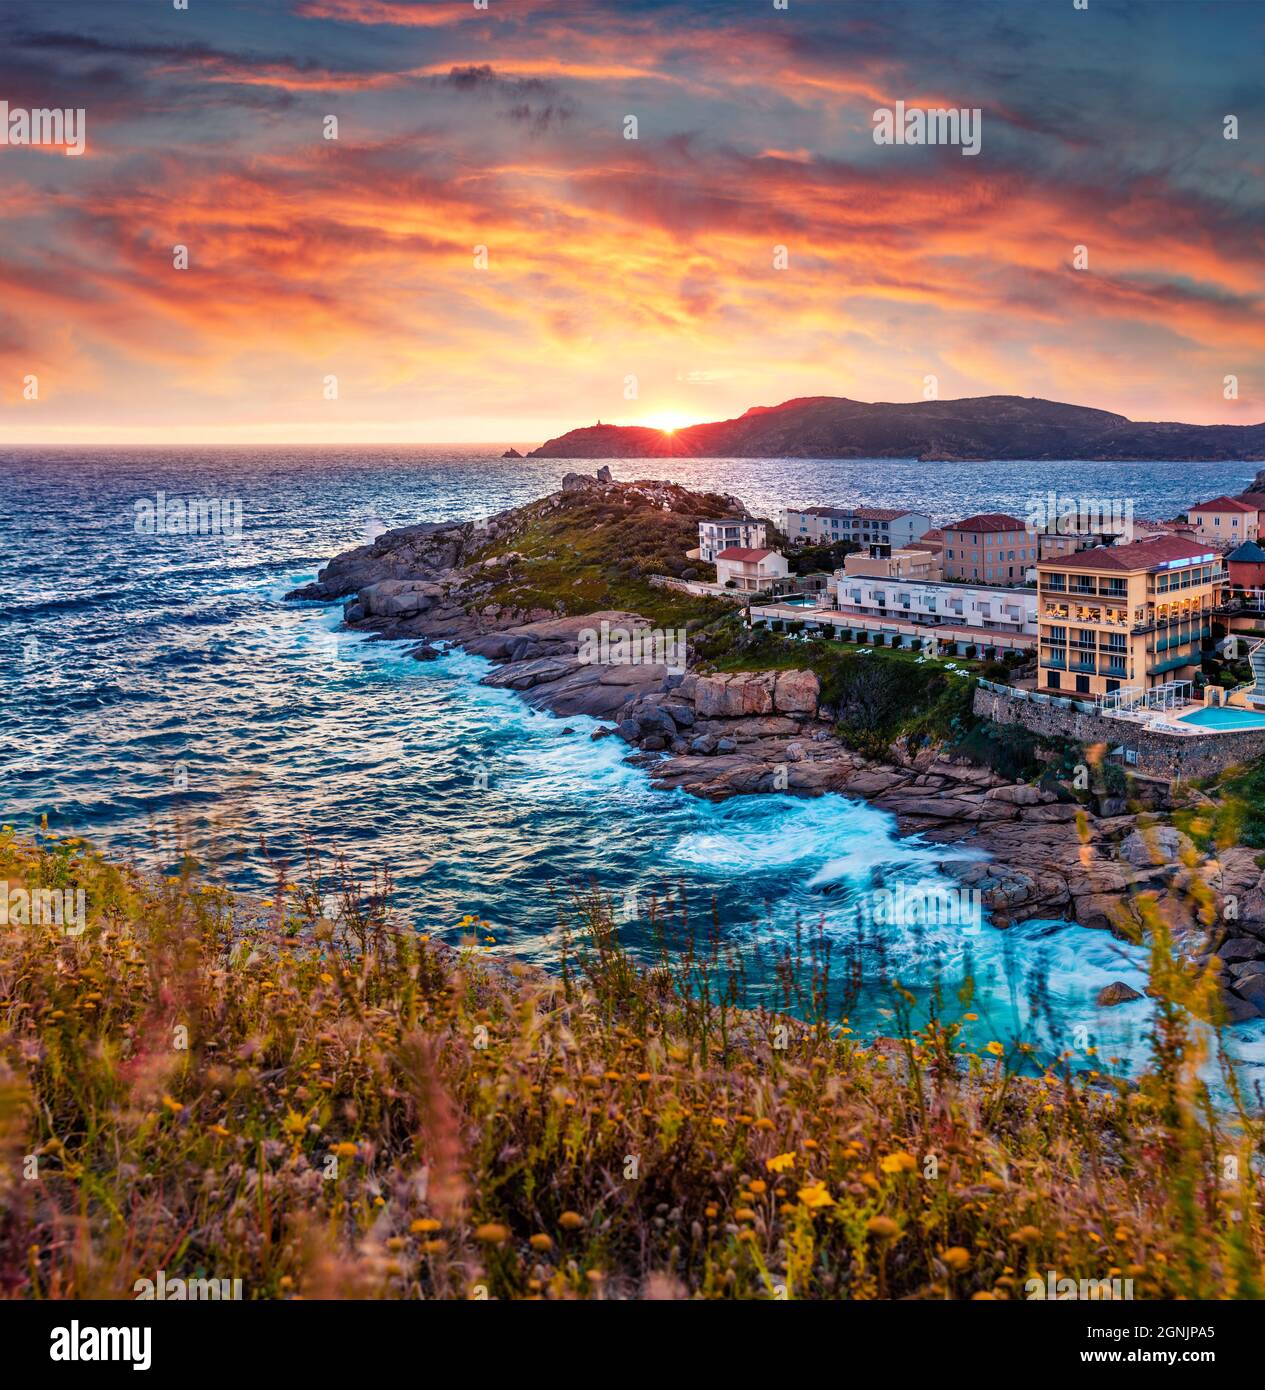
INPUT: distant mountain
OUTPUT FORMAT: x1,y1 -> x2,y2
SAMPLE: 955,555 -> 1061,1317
528,395 -> 1265,462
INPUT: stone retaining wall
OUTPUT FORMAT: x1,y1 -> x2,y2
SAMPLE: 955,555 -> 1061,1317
972,685 -> 1265,780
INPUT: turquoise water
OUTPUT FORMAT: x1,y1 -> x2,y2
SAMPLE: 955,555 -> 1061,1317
3,447 -> 1265,1097
1179,706 -> 1265,731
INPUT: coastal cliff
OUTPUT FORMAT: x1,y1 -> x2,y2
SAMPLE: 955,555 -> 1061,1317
288,472 -> 1265,1023
528,394 -> 1265,462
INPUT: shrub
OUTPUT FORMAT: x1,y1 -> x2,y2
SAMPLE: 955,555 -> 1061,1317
0,819 -> 1256,1302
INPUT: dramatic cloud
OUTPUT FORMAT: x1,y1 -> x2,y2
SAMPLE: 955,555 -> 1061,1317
0,0 -> 1261,442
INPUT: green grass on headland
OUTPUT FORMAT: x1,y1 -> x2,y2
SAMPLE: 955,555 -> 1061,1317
471,484 -> 734,631
1,826 -> 1261,1300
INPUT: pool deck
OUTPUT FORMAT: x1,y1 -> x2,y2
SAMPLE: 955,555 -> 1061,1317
1102,701 -> 1265,736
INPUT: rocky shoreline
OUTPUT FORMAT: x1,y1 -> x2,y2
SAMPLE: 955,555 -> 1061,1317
287,478 -> 1265,1024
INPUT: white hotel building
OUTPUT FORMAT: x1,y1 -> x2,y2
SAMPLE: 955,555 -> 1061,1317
829,574 -> 1038,638
697,518 -> 767,563
783,506 -> 932,553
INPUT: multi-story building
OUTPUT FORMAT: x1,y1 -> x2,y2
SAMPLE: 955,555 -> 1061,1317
783,506 -> 931,554
715,546 -> 788,592
830,574 -> 1037,637
1035,536 -> 1223,699
941,514 -> 1039,584
1036,531 -> 1122,562
1188,496 -> 1260,547
842,546 -> 942,581
697,517 -> 767,563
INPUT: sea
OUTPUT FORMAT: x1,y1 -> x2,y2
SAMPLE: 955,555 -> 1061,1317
3,447 -> 1264,1098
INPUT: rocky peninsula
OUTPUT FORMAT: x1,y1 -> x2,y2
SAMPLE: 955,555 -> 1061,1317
288,472 -> 1265,1023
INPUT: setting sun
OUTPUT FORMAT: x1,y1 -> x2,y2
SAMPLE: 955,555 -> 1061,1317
641,412 -> 697,435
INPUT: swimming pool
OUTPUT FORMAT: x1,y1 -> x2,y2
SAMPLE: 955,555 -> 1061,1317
1178,705 -> 1265,731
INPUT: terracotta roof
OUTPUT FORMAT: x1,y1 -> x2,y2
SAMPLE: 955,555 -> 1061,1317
1039,535 -> 1218,573
716,546 -> 775,562
943,513 -> 1027,533
1190,495 -> 1257,512
855,507 -> 910,521
1236,492 -> 1265,508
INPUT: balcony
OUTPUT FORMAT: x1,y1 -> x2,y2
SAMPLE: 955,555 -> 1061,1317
1148,652 -> 1198,676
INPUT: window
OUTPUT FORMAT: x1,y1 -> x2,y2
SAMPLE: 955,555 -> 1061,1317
1075,675 -> 1090,693
1049,670 -> 1061,688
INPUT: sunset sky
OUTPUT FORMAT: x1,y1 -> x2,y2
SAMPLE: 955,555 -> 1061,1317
1,0 -> 1262,445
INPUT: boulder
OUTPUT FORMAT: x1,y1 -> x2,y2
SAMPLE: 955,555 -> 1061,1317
1217,937 -> 1265,964
359,578 -> 444,619
1119,825 -> 1194,867
694,673 -> 776,718
985,784 -> 1043,806
1075,893 -> 1137,933
1221,992 -> 1262,1023
1233,974 -> 1265,1009
638,708 -> 678,739
1019,802 -> 1082,823
773,669 -> 820,714
661,701 -> 695,729
1097,981 -> 1143,1007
